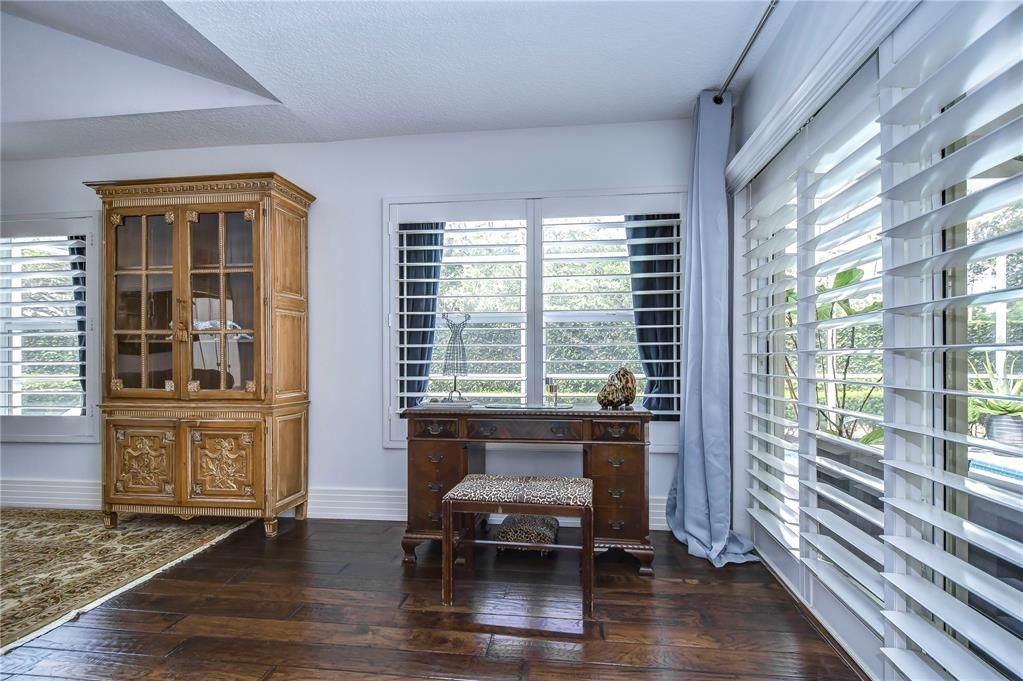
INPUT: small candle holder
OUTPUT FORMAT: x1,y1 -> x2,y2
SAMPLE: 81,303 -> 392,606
545,377 -> 560,408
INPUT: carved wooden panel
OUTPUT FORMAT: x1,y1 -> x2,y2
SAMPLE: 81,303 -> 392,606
184,422 -> 263,507
273,410 -> 306,503
272,308 -> 306,399
272,206 -> 305,299
108,421 -> 177,503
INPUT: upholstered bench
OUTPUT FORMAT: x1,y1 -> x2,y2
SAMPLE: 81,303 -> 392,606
441,474 -> 594,616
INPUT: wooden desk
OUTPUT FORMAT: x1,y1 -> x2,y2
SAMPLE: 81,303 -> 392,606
400,405 -> 654,574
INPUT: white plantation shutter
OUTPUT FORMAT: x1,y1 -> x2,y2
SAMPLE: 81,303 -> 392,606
542,214 -> 682,416
1,213 -> 98,442
797,57 -> 886,635
744,58 -> 887,611
879,4 -> 1023,679
0,236 -> 88,414
744,147 -> 800,552
391,200 -> 530,411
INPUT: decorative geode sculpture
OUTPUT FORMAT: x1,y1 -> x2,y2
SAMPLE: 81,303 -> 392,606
597,367 -> 637,409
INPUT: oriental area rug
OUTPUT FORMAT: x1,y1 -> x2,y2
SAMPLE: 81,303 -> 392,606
0,508 -> 247,651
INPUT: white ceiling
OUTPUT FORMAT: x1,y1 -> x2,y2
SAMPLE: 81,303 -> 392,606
0,1 -> 789,161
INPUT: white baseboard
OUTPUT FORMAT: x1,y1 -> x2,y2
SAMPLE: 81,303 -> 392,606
0,479 -> 671,531
307,487 -> 407,520
1,479 -> 102,509
650,496 -> 668,531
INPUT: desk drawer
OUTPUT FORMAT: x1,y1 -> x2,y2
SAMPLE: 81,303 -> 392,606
410,418 -> 458,439
409,441 -> 464,479
593,420 -> 643,442
409,497 -> 444,530
468,419 -> 582,441
591,475 -> 644,505
587,445 -> 645,478
595,505 -> 646,542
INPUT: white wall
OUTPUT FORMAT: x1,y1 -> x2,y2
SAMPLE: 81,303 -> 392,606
0,119 -> 690,523
734,1 -> 866,147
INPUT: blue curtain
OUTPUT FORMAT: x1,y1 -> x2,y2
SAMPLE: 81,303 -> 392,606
398,223 -> 445,408
666,91 -> 757,566
625,214 -> 681,418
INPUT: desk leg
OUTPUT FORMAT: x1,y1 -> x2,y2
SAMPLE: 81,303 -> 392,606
401,537 -> 422,564
625,546 -> 655,576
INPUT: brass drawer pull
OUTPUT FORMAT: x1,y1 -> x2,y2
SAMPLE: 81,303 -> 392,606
609,520 -> 626,530
427,481 -> 443,493
426,423 -> 445,435
608,488 -> 625,499
607,424 -> 626,438
608,456 -> 625,468
478,425 -> 498,437
427,453 -> 445,464
428,512 -> 441,523
550,425 -> 568,437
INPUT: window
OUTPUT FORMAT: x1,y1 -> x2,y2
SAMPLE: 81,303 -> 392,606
542,213 -> 681,419
744,56 -> 886,626
743,149 -> 799,551
397,214 -> 528,408
880,4 -> 1022,678
740,4 -> 1023,679
1,213 -> 99,442
386,194 -> 682,445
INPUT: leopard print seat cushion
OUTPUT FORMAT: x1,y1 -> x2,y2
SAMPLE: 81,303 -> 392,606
444,474 -> 593,507
493,514 -> 559,547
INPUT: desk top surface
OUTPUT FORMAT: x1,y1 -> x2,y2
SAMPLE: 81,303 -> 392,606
402,404 -> 651,419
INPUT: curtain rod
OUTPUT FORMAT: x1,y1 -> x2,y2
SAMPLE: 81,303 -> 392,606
713,0 -> 780,105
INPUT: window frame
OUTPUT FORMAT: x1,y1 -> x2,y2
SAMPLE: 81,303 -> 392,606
1,211 -> 101,443
381,188 -> 685,450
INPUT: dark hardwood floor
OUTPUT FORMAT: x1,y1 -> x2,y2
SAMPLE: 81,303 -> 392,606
1,519 -> 858,680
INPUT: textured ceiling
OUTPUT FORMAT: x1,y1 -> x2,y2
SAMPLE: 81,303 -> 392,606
167,0 -> 779,139
1,0 -> 788,160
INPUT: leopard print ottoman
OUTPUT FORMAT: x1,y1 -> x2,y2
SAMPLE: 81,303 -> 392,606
443,474 -> 593,507
493,514 -> 560,555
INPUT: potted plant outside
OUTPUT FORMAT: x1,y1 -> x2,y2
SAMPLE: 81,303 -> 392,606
971,354 -> 1023,448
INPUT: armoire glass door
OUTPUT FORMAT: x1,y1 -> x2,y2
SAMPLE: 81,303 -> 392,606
109,210 -> 177,395
185,206 -> 260,398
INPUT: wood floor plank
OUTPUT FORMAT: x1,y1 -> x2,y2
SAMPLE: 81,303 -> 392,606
524,660 -> 798,681
170,636 -> 524,681
133,578 -> 407,609
22,628 -> 187,657
291,603 -> 601,640
1,647 -> 272,680
64,608 -> 185,634
602,621 -> 835,655
267,667 -> 461,681
487,634 -> 859,680
102,591 -> 301,619
166,613 -> 493,656
400,592 -> 595,622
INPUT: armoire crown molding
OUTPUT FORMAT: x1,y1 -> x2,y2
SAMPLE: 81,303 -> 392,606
725,0 -> 919,192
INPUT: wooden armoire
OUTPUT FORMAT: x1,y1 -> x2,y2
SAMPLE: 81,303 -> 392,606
86,173 -> 314,537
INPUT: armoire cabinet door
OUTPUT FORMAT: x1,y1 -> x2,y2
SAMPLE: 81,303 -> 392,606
107,420 -> 178,503
183,421 -> 264,507
107,209 -> 180,398
184,205 -> 262,400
